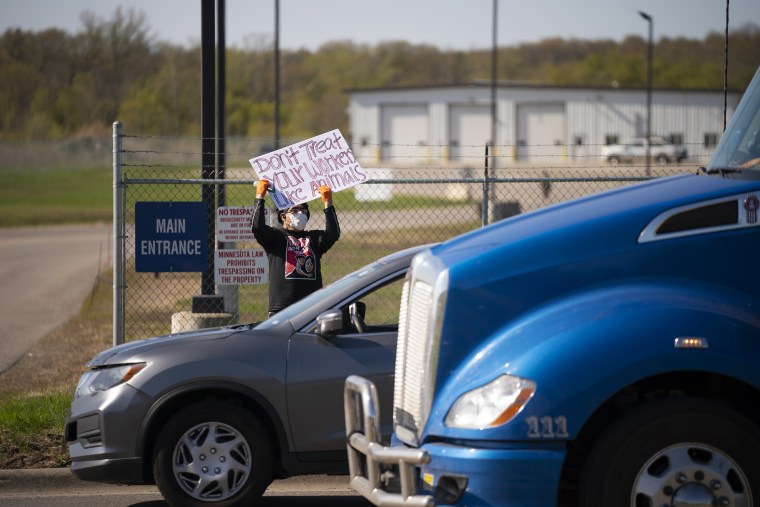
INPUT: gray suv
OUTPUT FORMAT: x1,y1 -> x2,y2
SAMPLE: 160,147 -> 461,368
65,244 -> 431,506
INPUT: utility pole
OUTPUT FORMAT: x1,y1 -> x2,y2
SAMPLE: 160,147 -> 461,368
193,0 -> 225,315
487,0 -> 498,224
639,11 -> 653,176
274,0 -> 281,149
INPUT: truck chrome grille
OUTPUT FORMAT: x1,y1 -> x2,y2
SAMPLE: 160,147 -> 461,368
393,279 -> 433,445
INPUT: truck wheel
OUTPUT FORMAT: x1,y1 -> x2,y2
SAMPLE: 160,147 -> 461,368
656,154 -> 670,164
607,156 -> 620,166
153,401 -> 274,507
578,397 -> 759,507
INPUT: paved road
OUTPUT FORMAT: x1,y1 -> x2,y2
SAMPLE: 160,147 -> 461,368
0,224 -> 112,373
0,469 -> 372,507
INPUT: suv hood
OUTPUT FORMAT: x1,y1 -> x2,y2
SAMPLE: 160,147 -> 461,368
87,326 -> 247,367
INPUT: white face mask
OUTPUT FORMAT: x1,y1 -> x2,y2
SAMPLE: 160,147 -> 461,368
288,212 -> 308,230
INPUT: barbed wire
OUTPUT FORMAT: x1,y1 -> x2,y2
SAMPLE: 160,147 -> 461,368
121,139 -> 712,151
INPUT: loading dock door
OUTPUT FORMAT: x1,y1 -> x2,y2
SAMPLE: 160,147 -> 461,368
380,105 -> 428,163
516,103 -> 566,160
449,105 -> 490,163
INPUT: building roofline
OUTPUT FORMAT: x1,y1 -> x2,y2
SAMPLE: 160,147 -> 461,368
344,80 -> 742,94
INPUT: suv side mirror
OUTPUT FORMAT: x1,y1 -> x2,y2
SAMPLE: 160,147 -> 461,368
316,309 -> 345,337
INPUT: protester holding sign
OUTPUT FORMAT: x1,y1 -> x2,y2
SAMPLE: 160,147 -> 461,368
251,180 -> 340,316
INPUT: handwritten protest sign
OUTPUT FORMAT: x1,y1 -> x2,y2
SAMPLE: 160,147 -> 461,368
249,129 -> 367,209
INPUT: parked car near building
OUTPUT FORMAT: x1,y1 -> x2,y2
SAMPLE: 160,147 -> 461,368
65,244 -> 432,507
346,66 -> 760,506
601,136 -> 688,165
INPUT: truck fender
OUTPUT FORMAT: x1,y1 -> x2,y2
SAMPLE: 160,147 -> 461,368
425,281 -> 760,442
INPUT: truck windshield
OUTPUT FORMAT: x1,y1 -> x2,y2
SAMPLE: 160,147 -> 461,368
708,66 -> 760,173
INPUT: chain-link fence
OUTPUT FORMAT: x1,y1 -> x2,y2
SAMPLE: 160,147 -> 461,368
114,124 -> 701,344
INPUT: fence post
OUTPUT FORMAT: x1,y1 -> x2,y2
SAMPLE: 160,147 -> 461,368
482,144 -> 490,227
113,121 -> 125,346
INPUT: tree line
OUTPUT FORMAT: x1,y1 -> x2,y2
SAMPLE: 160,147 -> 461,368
1,7 -> 758,142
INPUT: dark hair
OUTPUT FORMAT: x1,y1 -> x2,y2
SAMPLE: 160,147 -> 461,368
277,202 -> 310,224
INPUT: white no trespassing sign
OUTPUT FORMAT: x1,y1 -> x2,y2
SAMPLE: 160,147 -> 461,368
215,249 -> 268,285
249,129 -> 368,209
216,206 -> 270,242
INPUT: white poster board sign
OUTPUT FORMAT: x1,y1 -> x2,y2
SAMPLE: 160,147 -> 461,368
216,206 -> 269,242
215,249 -> 268,285
249,129 -> 367,209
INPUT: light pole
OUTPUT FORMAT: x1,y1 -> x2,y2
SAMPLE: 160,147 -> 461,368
486,0 -> 497,226
491,0 -> 497,166
274,0 -> 280,149
639,11 -> 653,175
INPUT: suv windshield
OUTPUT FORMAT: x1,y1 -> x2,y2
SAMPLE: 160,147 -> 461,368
709,66 -> 760,172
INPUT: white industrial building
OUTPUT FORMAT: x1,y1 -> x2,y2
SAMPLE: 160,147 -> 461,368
346,82 -> 741,165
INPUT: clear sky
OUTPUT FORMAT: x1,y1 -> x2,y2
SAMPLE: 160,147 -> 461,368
1,0 -> 758,51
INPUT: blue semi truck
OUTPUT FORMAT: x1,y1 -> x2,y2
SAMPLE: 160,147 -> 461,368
345,66 -> 760,507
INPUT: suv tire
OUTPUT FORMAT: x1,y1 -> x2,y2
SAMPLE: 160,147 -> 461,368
153,400 -> 274,507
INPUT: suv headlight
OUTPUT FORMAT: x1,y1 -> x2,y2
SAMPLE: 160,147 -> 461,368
445,374 -> 535,429
74,363 -> 146,399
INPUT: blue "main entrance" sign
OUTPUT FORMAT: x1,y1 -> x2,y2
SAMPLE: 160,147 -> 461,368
135,202 -> 207,272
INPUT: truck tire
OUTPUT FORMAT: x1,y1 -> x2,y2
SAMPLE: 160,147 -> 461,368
578,397 -> 759,507
153,400 -> 274,507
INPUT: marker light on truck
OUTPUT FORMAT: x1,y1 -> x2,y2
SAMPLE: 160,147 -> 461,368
445,374 -> 535,429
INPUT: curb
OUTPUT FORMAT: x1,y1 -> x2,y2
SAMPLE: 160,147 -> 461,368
0,468 -> 77,491
0,468 -> 158,495
0,468 -> 356,495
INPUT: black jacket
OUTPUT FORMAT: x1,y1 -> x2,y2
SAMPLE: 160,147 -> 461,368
251,198 -> 340,314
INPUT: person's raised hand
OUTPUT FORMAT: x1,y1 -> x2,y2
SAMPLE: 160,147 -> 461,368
256,179 -> 270,198
318,185 -> 332,204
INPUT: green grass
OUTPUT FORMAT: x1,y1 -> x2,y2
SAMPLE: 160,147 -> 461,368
0,167 -> 112,227
0,391 -> 72,467
0,392 -> 70,435
0,164 -> 470,228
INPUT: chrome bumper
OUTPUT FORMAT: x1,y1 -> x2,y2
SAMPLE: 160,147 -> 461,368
344,375 -> 434,507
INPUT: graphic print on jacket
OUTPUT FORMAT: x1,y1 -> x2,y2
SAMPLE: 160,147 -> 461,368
286,236 -> 316,280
